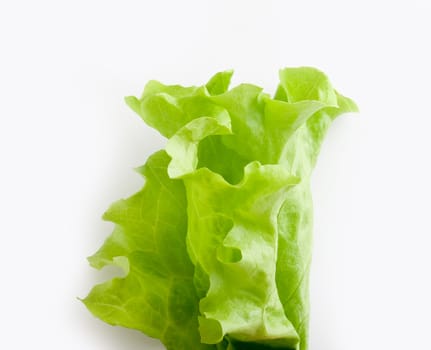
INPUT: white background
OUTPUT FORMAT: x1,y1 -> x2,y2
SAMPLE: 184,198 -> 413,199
1,1 -> 430,349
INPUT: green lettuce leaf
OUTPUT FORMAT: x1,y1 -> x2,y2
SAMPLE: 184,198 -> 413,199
273,68 -> 358,350
83,151 -> 215,350
84,67 -> 357,350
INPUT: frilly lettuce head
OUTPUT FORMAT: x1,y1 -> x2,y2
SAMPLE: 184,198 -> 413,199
83,67 -> 357,350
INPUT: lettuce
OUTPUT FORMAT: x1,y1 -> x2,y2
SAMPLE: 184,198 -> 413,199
83,67 -> 357,350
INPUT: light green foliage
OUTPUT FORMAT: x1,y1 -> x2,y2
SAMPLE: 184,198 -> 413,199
83,67 -> 357,350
